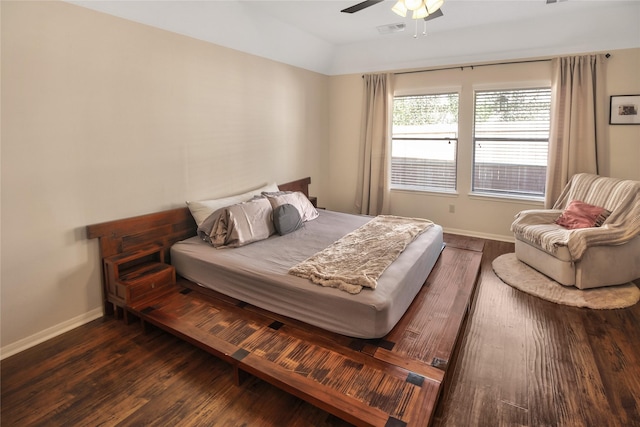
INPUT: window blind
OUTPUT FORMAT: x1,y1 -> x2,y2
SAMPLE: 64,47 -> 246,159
392,94 -> 459,192
473,88 -> 551,198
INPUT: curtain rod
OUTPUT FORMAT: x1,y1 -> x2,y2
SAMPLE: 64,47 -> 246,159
363,53 -> 611,77
394,58 -> 552,76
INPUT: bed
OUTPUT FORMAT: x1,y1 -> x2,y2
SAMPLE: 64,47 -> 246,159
86,177 -> 482,427
171,209 -> 444,338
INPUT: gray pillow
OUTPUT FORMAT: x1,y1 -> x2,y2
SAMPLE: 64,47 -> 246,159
273,203 -> 303,235
263,191 -> 319,222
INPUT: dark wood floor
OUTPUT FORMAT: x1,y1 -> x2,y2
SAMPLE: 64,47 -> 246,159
2,237 -> 639,426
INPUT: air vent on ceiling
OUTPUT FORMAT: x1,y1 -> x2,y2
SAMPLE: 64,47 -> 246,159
546,0 -> 568,4
377,23 -> 406,35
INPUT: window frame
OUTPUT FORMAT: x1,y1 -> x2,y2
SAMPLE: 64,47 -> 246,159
470,83 -> 552,201
390,90 -> 461,194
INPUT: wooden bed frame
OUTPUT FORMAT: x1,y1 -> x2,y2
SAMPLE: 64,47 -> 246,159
87,177 -> 482,427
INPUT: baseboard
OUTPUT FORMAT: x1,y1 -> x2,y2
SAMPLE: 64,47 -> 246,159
0,307 -> 104,360
443,227 -> 515,243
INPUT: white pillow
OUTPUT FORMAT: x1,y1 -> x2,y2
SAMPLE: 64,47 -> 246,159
264,191 -> 319,222
186,182 -> 279,226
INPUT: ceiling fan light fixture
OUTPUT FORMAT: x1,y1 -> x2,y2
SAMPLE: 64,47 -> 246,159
425,0 -> 444,14
390,0 -> 444,20
412,5 -> 429,19
391,0 -> 408,17
404,0 -> 424,12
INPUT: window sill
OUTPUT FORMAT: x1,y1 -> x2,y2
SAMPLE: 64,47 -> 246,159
468,192 -> 544,206
391,188 -> 459,198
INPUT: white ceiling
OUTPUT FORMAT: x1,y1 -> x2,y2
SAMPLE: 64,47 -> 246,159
70,0 -> 640,75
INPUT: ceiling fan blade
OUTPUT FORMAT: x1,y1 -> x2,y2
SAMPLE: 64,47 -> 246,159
424,8 -> 443,22
341,0 -> 385,14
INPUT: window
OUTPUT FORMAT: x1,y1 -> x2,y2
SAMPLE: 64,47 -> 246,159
391,93 -> 459,192
473,87 -> 551,198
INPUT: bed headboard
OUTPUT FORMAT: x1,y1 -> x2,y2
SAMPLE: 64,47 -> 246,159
86,176 -> 311,259
278,176 -> 311,198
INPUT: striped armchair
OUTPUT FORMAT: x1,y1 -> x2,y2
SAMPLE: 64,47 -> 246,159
511,173 -> 640,289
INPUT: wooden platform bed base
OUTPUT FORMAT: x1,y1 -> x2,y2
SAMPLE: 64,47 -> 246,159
87,178 -> 483,427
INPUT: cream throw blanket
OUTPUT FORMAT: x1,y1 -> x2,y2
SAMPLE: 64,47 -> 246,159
511,173 -> 640,261
289,215 -> 433,294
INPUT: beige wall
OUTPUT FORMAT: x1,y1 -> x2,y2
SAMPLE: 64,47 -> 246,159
606,49 -> 640,180
328,48 -> 640,239
0,1 -> 329,352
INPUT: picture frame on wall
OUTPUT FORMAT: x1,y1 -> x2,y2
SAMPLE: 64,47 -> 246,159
609,95 -> 640,125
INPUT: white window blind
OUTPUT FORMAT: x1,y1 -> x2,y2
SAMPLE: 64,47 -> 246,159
473,88 -> 551,198
391,93 -> 459,192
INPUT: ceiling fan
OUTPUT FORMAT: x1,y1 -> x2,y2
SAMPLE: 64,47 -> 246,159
341,0 -> 385,14
341,0 -> 444,21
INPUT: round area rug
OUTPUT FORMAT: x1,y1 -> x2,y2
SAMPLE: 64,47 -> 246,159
492,253 -> 640,309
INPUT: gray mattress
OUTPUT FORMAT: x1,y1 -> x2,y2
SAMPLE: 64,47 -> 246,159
170,210 -> 444,338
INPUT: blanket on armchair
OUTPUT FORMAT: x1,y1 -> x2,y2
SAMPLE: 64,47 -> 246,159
511,173 -> 640,261
289,215 -> 433,294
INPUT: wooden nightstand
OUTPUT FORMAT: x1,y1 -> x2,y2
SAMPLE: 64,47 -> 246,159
104,244 -> 175,321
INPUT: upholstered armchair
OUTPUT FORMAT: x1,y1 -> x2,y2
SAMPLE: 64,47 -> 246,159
511,173 -> 640,289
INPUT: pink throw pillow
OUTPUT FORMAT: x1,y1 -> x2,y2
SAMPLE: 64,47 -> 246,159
555,200 -> 611,230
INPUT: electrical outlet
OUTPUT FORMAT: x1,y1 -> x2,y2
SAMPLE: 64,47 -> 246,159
449,204 -> 455,213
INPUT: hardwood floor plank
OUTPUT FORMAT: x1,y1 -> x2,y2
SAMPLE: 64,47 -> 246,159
385,247 -> 482,367
432,239 -> 640,427
442,233 -> 485,252
582,309 -> 640,425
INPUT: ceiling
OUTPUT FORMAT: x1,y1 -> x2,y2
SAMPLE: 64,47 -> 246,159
70,0 -> 640,75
